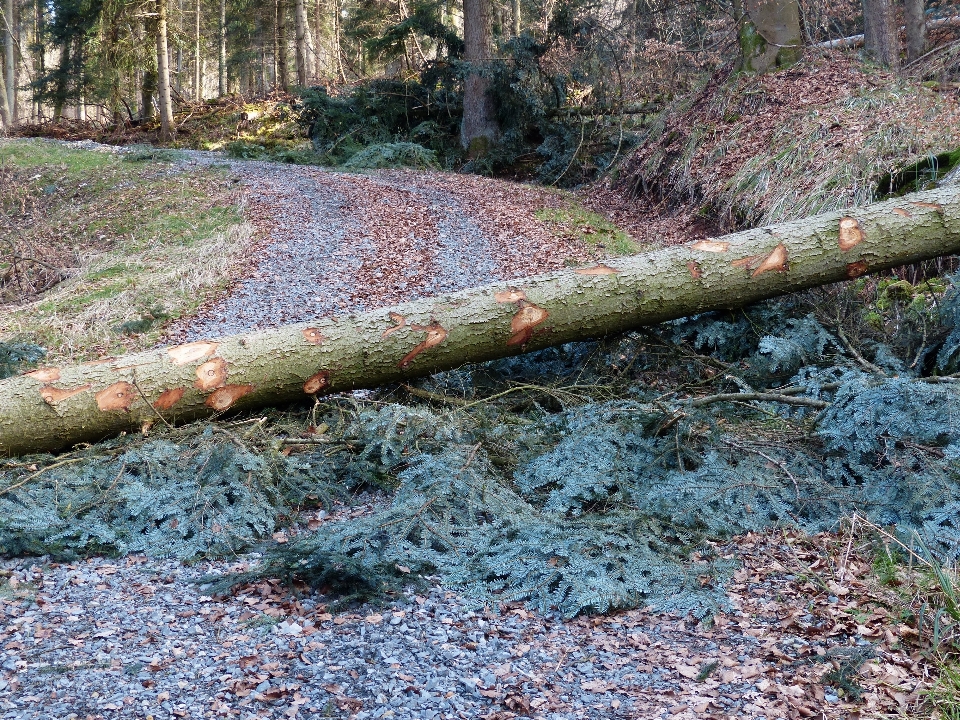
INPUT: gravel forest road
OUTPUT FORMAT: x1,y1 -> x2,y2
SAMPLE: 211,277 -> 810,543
164,154 -> 592,342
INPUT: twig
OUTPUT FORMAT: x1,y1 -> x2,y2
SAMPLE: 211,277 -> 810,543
691,392 -> 829,409
402,384 -> 470,407
724,440 -> 802,499
0,458 -> 85,497
838,514 -> 858,584
130,372 -> 173,429
835,323 -> 886,376
460,442 -> 482,471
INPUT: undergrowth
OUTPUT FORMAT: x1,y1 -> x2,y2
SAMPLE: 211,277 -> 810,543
0,139 -> 248,363
626,52 -> 960,229
6,263 -> 960,618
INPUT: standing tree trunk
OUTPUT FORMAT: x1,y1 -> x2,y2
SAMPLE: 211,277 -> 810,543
905,0 -> 926,63
0,54 -> 9,130
293,0 -> 315,85
461,0 -> 499,153
3,0 -> 14,123
276,0 -> 289,90
863,0 -> 899,69
2,187 -> 959,457
194,0 -> 201,99
218,0 -> 226,96
313,0 -> 323,80
511,0 -> 520,36
737,0 -> 803,73
156,0 -> 175,140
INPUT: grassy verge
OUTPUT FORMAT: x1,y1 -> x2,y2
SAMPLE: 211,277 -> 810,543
535,201 -> 643,255
0,139 -> 249,363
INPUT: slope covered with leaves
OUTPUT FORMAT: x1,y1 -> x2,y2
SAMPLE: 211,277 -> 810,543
624,50 -> 960,229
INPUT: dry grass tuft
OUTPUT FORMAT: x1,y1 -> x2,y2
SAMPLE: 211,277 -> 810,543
624,50 -> 960,230
0,139 -> 250,363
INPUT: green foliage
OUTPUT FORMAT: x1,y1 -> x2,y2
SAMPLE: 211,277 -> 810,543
342,142 -> 439,170
534,205 -> 640,254
297,0 -> 642,184
0,342 -> 46,380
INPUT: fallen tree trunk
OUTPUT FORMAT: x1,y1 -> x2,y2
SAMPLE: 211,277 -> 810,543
2,187 -> 959,456
817,15 -> 960,49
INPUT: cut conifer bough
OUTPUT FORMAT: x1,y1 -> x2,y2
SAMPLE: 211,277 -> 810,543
2,187 -> 959,456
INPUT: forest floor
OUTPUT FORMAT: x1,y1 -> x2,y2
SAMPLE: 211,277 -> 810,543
0,138 -> 942,719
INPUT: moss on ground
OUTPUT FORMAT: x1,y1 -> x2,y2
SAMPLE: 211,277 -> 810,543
0,139 -> 248,363
535,203 -> 642,255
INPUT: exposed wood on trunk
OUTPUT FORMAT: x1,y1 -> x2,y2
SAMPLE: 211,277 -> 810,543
2,187 -> 959,457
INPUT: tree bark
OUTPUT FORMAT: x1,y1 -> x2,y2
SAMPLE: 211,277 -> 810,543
511,0 -> 520,36
737,0 -> 803,74
293,0 -> 315,85
194,0 -> 201,99
276,0 -> 289,90
157,0 -> 175,141
461,0 -> 498,152
218,0 -> 226,96
3,0 -> 14,123
0,52 -> 8,130
2,187 -> 960,457
905,0 -> 926,63
863,0 -> 899,69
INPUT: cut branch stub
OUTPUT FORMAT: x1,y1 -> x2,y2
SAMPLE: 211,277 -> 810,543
154,387 -> 186,410
575,264 -> 619,275
911,201 -> 944,212
692,240 -> 730,253
302,328 -> 324,344
168,341 -> 219,365
508,301 -> 549,346
40,384 -> 90,405
687,261 -> 702,279
206,384 -> 254,411
303,371 -> 330,394
838,217 -> 865,251
494,288 -> 526,303
96,382 -> 137,412
195,358 -> 228,390
846,260 -> 869,278
751,243 -> 789,277
399,322 -> 448,368
25,368 -> 61,382
382,312 -> 407,338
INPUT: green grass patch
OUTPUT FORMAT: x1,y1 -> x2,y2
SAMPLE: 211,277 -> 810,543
535,204 -> 641,255
0,140 -> 114,175
0,139 -> 249,363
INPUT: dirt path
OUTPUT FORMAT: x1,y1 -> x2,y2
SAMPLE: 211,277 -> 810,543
163,155 -> 594,342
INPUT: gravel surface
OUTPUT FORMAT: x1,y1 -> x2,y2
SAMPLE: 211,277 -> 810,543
163,155 -> 590,343
0,528 -> 919,720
